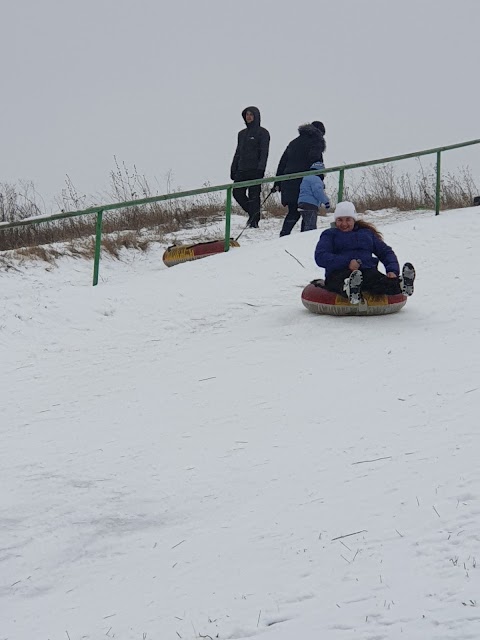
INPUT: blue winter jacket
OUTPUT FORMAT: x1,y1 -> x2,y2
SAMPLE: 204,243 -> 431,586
314,225 -> 400,278
298,175 -> 330,209
298,163 -> 330,209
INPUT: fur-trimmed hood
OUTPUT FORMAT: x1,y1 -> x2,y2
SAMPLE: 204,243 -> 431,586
298,123 -> 324,138
298,123 -> 326,154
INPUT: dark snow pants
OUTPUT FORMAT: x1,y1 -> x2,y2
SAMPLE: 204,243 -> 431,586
298,207 -> 318,232
325,268 -> 402,298
280,203 -> 303,236
233,182 -> 261,226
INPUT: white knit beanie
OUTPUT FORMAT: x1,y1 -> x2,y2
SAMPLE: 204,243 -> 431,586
334,201 -> 357,220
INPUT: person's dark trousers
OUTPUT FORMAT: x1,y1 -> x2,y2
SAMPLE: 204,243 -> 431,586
325,268 -> 402,297
233,183 -> 261,226
298,202 -> 318,232
299,210 -> 317,231
279,203 -> 301,236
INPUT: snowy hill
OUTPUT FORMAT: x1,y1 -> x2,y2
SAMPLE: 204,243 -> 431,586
1,208 -> 480,640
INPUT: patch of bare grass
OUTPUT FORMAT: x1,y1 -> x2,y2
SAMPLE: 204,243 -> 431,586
260,178 -> 284,218
339,162 -> 478,212
14,245 -> 63,263
101,232 -> 153,259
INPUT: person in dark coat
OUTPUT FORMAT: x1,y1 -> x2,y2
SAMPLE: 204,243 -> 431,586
314,201 -> 416,304
230,106 -> 270,228
275,121 -> 326,236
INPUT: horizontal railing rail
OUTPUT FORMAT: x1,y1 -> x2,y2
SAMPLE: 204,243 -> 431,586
1,138 -> 479,285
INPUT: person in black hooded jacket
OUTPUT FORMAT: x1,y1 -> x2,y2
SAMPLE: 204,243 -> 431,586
275,121 -> 326,236
230,106 -> 270,228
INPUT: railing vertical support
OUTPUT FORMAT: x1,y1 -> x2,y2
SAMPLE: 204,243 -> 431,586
224,187 -> 232,252
435,151 -> 441,216
93,210 -> 103,286
338,169 -> 345,203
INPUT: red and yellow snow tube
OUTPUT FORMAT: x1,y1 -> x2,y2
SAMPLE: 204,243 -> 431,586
163,238 -> 240,267
301,280 -> 407,316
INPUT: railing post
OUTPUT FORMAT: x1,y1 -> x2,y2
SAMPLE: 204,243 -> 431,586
435,151 -> 441,216
93,210 -> 103,286
338,169 -> 345,203
224,186 -> 232,252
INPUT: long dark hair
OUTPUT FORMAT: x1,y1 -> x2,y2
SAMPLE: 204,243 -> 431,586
355,219 -> 383,241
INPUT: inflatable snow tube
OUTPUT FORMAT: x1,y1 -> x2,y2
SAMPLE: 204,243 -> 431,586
163,238 -> 240,267
301,279 -> 407,316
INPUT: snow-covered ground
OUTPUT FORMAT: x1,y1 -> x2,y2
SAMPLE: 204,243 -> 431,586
1,208 -> 480,640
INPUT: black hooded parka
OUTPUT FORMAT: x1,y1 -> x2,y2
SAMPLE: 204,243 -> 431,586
230,106 -> 270,181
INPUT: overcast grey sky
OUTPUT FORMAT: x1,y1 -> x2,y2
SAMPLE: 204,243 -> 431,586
1,0 -> 479,209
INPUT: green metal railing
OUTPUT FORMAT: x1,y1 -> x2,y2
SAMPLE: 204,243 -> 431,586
0,138 -> 478,286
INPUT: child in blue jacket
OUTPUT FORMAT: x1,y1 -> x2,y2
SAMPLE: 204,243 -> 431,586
297,161 -> 331,231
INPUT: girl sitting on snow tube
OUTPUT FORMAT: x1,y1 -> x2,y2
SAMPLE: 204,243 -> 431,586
314,201 -> 415,304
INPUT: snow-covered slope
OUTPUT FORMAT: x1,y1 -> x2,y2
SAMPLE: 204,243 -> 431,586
1,209 -> 480,640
